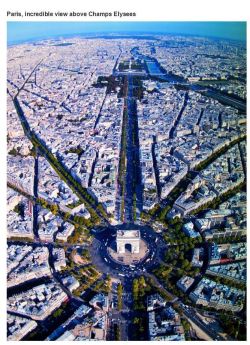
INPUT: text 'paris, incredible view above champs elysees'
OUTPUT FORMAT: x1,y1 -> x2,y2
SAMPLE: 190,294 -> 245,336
7,29 -> 246,341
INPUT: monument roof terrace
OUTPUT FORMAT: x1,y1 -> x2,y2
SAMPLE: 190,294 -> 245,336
116,230 -> 140,238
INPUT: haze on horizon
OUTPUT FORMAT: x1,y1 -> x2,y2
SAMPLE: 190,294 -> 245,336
8,21 -> 246,45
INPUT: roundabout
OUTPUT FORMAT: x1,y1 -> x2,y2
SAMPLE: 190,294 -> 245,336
89,224 -> 165,276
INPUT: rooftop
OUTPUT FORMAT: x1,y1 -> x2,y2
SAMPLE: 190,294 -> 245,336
116,230 -> 140,238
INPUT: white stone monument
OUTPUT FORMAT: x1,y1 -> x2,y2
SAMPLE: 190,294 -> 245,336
116,230 -> 140,254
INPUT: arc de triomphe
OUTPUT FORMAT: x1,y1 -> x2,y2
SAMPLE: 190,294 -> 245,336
116,230 -> 140,254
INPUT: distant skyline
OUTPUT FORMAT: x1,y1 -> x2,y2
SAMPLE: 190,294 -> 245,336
7,21 -> 246,45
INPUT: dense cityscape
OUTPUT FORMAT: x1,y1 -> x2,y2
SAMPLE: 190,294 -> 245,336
7,31 -> 246,341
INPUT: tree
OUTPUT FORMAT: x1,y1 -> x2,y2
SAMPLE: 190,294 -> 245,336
194,268 -> 200,275
117,283 -> 123,311
50,204 -> 59,215
182,319 -> 191,333
133,317 -> 140,324
114,324 -> 121,340
52,308 -> 63,318
179,253 -> 184,260
138,276 -> 146,287
132,278 -> 139,306
63,212 -> 71,221
158,206 -> 171,221
14,203 -> 25,217
175,246 -> 180,254
139,323 -> 145,333
181,259 -> 190,270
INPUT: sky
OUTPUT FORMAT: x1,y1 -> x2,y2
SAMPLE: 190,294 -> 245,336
7,21 -> 246,45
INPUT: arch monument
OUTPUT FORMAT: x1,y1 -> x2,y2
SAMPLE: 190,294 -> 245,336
116,230 -> 140,254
